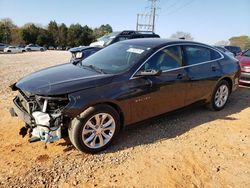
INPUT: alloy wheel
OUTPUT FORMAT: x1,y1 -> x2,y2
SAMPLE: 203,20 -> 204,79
82,113 -> 116,149
214,84 -> 229,108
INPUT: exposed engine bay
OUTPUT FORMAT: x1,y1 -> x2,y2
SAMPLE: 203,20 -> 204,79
10,90 -> 69,143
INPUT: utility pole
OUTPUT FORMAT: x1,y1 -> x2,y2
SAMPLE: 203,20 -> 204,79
136,0 -> 158,32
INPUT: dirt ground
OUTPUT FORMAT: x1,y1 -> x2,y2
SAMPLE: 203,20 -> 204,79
0,51 -> 249,188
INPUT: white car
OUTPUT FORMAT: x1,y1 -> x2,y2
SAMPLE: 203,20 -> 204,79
3,46 -> 26,53
25,44 -> 45,51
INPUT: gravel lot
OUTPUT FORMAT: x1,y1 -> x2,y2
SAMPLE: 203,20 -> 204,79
0,51 -> 249,188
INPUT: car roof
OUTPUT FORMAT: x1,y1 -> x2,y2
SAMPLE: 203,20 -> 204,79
119,38 -> 210,49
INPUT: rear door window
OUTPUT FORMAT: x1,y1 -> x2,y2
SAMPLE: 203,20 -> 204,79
184,45 -> 221,65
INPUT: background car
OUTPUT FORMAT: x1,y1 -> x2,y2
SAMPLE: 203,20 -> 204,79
214,46 -> 234,58
0,43 -> 8,51
236,49 -> 250,84
25,44 -> 45,51
56,46 -> 63,50
69,46 -> 102,62
11,39 -> 240,153
4,46 -> 26,53
90,30 -> 160,47
224,45 -> 242,56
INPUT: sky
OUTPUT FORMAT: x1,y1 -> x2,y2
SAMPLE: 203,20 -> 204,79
0,0 -> 249,45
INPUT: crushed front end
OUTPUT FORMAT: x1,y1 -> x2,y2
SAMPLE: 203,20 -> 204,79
10,89 -> 69,143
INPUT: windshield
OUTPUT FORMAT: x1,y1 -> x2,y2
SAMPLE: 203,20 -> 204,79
80,43 -> 151,74
97,32 -> 120,46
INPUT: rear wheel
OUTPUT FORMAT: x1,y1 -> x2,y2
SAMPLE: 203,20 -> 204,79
68,104 -> 120,153
207,80 -> 230,111
40,48 -> 44,52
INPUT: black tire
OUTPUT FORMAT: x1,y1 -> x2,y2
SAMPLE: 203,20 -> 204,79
26,48 -> 31,52
207,80 -> 230,111
7,50 -> 11,53
22,50 -> 25,53
68,104 -> 120,153
40,48 -> 44,52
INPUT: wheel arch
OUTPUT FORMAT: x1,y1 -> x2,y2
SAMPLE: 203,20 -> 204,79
95,102 -> 125,130
219,77 -> 233,93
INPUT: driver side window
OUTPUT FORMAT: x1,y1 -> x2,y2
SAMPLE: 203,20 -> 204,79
140,46 -> 183,71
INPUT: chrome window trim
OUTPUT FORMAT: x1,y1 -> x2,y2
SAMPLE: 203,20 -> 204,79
130,43 -> 224,80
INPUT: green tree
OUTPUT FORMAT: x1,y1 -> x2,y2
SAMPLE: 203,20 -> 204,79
20,24 -> 40,44
0,18 -> 16,44
80,25 -> 94,46
67,24 -> 83,46
47,20 -> 59,46
229,35 -> 250,50
58,23 -> 68,47
93,24 -> 113,39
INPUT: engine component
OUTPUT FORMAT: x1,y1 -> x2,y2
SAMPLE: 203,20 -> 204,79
31,111 -> 61,142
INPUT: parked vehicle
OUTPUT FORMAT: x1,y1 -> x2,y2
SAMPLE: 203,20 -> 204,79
90,30 -> 160,48
48,46 -> 55,50
69,46 -> 102,63
4,46 -> 26,53
56,46 -> 63,50
214,46 -> 234,58
66,46 -> 72,51
10,39 -> 240,153
224,45 -> 242,56
71,30 -> 160,62
25,44 -> 45,52
0,43 -> 8,51
236,49 -> 250,84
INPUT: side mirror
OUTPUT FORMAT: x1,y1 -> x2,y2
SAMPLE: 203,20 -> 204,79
135,69 -> 162,77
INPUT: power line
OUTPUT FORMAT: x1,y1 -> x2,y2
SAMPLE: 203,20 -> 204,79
165,0 -> 196,16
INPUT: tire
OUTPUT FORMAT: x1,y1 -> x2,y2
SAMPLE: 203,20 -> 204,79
7,50 -> 11,53
26,48 -> 31,52
40,48 -> 44,52
207,80 -> 230,111
68,104 -> 120,153
22,50 -> 25,53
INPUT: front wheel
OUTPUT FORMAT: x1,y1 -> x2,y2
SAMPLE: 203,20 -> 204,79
68,105 -> 120,153
207,80 -> 230,111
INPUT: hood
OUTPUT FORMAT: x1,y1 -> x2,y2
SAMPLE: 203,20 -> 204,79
15,63 -> 113,95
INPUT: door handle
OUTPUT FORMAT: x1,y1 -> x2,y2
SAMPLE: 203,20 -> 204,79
177,73 -> 183,80
211,65 -> 217,71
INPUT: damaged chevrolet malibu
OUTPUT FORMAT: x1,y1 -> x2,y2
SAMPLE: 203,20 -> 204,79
10,39 -> 240,153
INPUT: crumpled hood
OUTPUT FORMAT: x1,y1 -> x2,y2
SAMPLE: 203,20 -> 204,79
15,63 -> 113,95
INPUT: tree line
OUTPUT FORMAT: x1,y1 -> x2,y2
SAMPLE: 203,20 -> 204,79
0,18 -> 113,47
1,18 -> 249,50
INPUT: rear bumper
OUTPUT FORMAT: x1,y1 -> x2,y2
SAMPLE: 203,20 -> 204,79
240,72 -> 250,84
11,96 -> 33,125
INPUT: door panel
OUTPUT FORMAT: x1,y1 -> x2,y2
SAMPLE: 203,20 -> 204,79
183,45 -> 223,104
128,69 -> 188,124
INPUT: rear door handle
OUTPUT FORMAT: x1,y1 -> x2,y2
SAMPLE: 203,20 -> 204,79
211,65 -> 217,71
177,73 -> 183,80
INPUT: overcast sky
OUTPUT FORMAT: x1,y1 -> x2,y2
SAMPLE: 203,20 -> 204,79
0,0 -> 249,44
